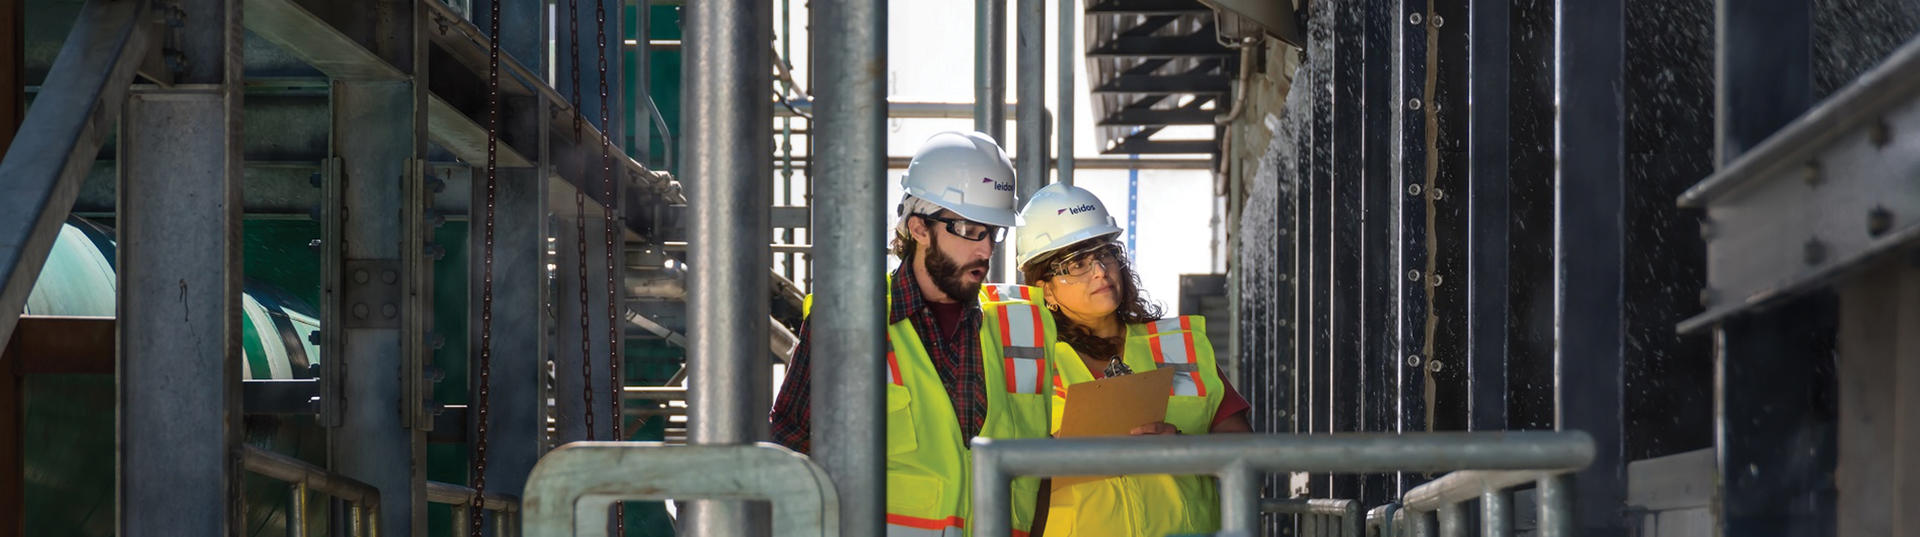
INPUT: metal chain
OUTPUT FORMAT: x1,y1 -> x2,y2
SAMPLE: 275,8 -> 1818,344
468,0 -> 502,534
569,0 -> 597,442
595,1 -> 624,533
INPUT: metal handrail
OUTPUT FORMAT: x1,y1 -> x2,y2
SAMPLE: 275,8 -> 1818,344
1264,498 -> 1360,537
521,442 -> 838,537
426,481 -> 520,537
1383,469 -> 1578,537
970,431 -> 1594,537
239,445 -> 381,537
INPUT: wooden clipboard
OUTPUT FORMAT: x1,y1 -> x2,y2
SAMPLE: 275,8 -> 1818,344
1051,367 -> 1174,489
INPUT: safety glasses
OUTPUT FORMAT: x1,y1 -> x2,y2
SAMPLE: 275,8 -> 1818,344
916,213 -> 1008,243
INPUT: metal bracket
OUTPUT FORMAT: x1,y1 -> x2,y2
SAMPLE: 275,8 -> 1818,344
317,156 -> 345,427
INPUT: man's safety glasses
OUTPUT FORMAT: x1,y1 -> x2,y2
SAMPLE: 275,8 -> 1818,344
917,213 -> 1008,243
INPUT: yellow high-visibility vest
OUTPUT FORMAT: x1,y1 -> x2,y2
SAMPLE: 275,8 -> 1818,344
1044,316 -> 1226,537
807,283 -> 1056,536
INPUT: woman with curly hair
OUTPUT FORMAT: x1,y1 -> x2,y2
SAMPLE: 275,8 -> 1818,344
1016,183 -> 1251,537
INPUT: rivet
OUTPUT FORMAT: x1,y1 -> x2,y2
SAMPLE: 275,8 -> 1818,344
381,304 -> 398,319
351,303 -> 369,319
382,270 -> 399,284
1431,14 -> 1445,28
1803,238 -> 1827,266
1278,273 -> 1290,282
1429,273 -> 1444,287
1430,187 -> 1445,201
1408,12 -> 1423,25
1408,98 -> 1423,111
353,269 -> 370,284
1427,360 -> 1444,373
1867,207 -> 1893,237
1407,269 -> 1422,281
1406,354 -> 1423,367
1407,184 -> 1423,196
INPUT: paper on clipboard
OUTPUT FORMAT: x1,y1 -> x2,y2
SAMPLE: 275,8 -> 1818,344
1051,367 -> 1174,489
1056,367 -> 1174,438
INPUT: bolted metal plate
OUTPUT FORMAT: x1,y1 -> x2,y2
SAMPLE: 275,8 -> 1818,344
340,258 -> 404,329
1678,38 -> 1920,333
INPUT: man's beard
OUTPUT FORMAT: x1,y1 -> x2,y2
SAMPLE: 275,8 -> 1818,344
923,232 -> 990,300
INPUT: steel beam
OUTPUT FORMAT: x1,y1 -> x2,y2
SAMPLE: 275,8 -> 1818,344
1196,0 -> 1304,47
552,209 -> 617,445
1088,30 -> 1234,58
242,0 -> 406,80
1329,0 -> 1365,502
323,0 -> 431,525
0,0 -> 153,351
810,0 -> 889,531
1466,0 -> 1509,433
1098,108 -> 1218,126
1392,0 -> 1432,493
116,1 -> 243,530
684,0 -> 773,533
470,155 -> 549,499
1716,294 -> 1839,536
1086,0 -> 1208,15
1554,0 -> 1627,533
1358,0 -> 1396,508
1092,74 -> 1230,94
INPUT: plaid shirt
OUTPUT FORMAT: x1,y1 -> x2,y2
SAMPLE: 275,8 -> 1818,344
770,264 -> 988,454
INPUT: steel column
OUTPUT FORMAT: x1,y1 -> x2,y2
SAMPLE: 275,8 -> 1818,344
1055,0 -> 1075,185
552,213 -> 617,444
116,0 -> 242,532
1553,0 -> 1626,533
810,0 -> 889,531
1329,0 -> 1366,503
1713,0 -> 1811,165
1465,0 -> 1509,434
471,160 -> 548,497
1219,465 -> 1262,537
1015,0 -> 1046,204
1358,0 -> 1398,508
975,0 -> 1008,140
1715,295 -> 1838,536
684,0 -> 773,533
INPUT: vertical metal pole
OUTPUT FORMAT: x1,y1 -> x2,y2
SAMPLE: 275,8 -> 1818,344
1480,491 -> 1511,537
116,0 -> 239,533
1014,0 -> 1043,190
1466,0 -> 1510,434
1713,0 -> 1811,165
812,0 -> 888,532
1435,503 -> 1465,537
685,0 -> 772,533
975,0 -> 1007,140
1359,0 -> 1398,508
1219,465 -> 1262,537
1553,0 -> 1626,533
1329,0 -> 1365,502
1536,475 -> 1574,537
288,482 -> 308,537
1054,0 -> 1074,186
972,452 -> 1012,537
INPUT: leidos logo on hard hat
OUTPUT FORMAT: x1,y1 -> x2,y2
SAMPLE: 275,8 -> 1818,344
1055,204 -> 1097,216
981,177 -> 1014,192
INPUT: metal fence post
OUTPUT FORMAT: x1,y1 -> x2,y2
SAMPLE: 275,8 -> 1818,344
1480,491 -> 1510,537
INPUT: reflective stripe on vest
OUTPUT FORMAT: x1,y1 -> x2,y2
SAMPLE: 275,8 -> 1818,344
983,284 -> 1047,395
887,514 -> 966,537
1144,317 -> 1206,397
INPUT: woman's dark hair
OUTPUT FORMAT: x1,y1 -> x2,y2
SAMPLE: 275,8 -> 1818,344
1020,238 -> 1163,361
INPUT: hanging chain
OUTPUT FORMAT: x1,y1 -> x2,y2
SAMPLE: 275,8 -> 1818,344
468,0 -> 502,534
595,1 -> 625,533
568,0 -> 597,442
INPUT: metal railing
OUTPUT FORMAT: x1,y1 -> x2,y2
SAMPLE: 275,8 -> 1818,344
1374,470 -> 1575,537
427,481 -> 521,537
1264,499 -> 1361,537
239,446 -> 382,537
970,432 -> 1594,537
521,442 -> 838,537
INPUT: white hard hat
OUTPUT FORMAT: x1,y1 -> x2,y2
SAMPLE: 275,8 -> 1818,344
1015,183 -> 1123,268
901,131 -> 1018,227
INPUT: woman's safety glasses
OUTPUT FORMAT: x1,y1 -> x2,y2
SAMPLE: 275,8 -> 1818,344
1050,243 -> 1124,281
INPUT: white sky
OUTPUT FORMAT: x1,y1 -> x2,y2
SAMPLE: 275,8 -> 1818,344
772,0 -> 1218,313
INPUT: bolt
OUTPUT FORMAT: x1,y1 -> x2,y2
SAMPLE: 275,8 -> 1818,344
425,243 -> 446,261
381,303 -> 398,319
1867,206 -> 1893,237
1802,161 -> 1822,187
307,330 -> 322,346
163,49 -> 187,74
425,365 -> 447,383
1408,98 -> 1423,111
1428,360 -> 1444,373
353,269 -> 370,284
309,172 -> 323,188
1406,354 -> 1423,367
1869,120 -> 1891,148
1277,273 -> 1290,282
1430,187 -> 1445,201
1407,269 -> 1422,281
1407,184 -> 1423,196
1409,12 -> 1423,25
1803,238 -> 1827,266
382,270 -> 399,284
1429,273 -> 1444,287
427,211 -> 447,228
1431,14 -> 1445,28
351,303 -> 369,320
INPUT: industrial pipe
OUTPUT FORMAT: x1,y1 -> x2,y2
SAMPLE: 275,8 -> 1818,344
684,0 -> 773,532
1056,0 -> 1075,185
